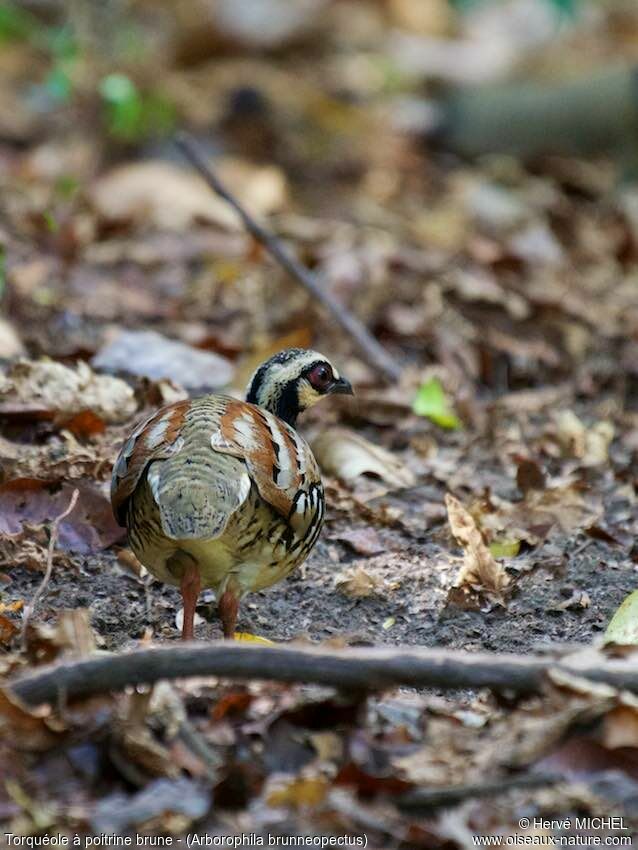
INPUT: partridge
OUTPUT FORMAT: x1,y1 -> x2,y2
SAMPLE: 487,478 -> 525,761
111,348 -> 353,640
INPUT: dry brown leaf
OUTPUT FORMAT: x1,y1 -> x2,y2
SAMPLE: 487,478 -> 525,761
22,609 -> 97,665
0,688 -> 59,752
445,493 -> 510,595
313,428 -> 415,490
603,703 -> 638,749
323,480 -> 403,527
0,479 -> 124,554
54,609 -> 97,657
309,731 -> 343,762
0,613 -> 18,645
553,411 -> 614,467
334,565 -> 382,599
481,483 -> 602,545
0,318 -> 25,359
515,456 -> 546,494
0,433 -> 114,486
113,723 -> 181,780
0,359 -> 136,425
90,159 -> 286,231
0,603 -> 21,648
266,775 -> 329,809
0,599 -> 23,614
0,529 -> 51,573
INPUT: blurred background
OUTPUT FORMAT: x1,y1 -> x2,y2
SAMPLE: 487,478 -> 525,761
2,0 -> 638,400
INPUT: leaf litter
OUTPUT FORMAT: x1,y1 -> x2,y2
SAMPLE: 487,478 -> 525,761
1,0 -> 638,842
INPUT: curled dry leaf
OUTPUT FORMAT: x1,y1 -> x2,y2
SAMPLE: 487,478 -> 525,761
112,722 -> 181,780
0,479 -> 124,554
445,493 -> 510,597
0,530 -> 58,574
335,565 -> 382,599
22,609 -> 96,665
604,590 -> 638,646
0,688 -> 60,752
0,432 -> 114,486
323,480 -> 403,528
90,158 -> 287,231
554,411 -> 615,467
472,483 -> 602,548
603,702 -> 638,749
553,589 -> 591,611
0,359 -> 136,426
312,428 -> 415,490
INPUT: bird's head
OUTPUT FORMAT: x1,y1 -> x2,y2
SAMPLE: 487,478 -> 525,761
246,348 -> 353,427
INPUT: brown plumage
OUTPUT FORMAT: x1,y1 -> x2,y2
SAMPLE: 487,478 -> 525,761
111,348 -> 353,640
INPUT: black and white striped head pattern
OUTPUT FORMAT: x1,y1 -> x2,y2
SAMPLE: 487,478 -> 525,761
246,348 -> 353,427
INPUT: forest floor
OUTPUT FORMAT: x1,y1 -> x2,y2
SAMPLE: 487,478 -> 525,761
2,1 -> 638,846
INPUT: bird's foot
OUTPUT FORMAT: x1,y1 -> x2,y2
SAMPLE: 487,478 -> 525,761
179,559 -> 201,641
218,588 -> 240,639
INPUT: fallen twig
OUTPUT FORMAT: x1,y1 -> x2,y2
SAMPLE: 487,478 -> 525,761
20,488 -> 79,649
175,132 -> 402,383
10,642 -> 638,707
397,772 -> 563,812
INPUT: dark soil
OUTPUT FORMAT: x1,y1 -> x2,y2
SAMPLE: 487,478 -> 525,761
8,478 -> 633,655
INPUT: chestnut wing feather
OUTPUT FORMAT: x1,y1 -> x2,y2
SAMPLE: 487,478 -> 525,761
112,397 -> 251,542
111,400 -> 190,526
112,396 -> 321,543
210,400 -> 322,530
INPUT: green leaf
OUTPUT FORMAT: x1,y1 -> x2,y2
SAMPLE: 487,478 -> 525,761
547,0 -> 576,18
54,175 -> 79,199
100,74 -> 175,142
43,211 -> 58,233
604,590 -> 638,645
450,0 -> 577,16
99,72 -> 138,104
0,2 -> 38,42
413,378 -> 462,429
45,25 -> 77,61
489,539 -> 520,559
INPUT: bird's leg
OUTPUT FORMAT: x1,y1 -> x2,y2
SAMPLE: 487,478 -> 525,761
218,587 -> 239,639
179,559 -> 201,641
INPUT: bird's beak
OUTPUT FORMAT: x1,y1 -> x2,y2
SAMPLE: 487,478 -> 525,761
330,376 -> 354,396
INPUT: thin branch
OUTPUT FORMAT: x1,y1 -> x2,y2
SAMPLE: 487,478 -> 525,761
175,132 -> 402,383
21,488 -> 79,650
397,772 -> 563,812
10,642 -> 638,707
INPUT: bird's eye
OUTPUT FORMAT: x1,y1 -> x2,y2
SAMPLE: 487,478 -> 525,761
308,363 -> 333,391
